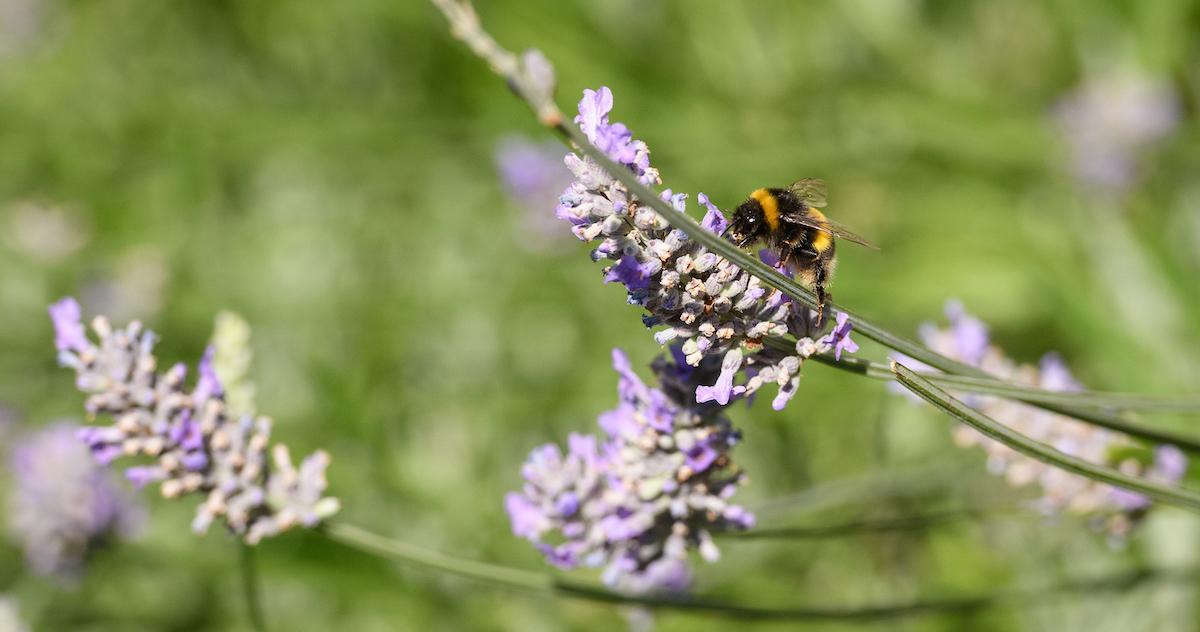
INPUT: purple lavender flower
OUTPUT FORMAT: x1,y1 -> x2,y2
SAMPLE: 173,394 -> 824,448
48,298 -> 339,544
506,348 -> 753,593
555,87 -> 857,409
8,422 -> 141,579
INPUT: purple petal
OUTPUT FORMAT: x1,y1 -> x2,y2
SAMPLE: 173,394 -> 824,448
771,377 -> 800,410
505,493 -> 546,539
48,297 -> 89,353
821,312 -> 859,360
124,466 -> 165,490
575,87 -> 613,143
695,349 -> 742,406
1038,352 -> 1081,393
1109,487 -> 1150,511
193,346 -> 223,403
685,443 -> 718,473
604,255 -> 657,290
944,300 -> 989,365
1154,445 -> 1187,482
697,193 -> 728,235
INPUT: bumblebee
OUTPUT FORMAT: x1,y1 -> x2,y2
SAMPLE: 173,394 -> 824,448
726,178 -> 877,322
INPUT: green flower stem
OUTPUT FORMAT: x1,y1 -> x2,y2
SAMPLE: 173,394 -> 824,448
239,542 -> 266,632
719,507 -> 990,540
325,521 -> 973,620
804,352 -> 1200,452
327,520 -> 1195,621
809,348 -> 1199,411
892,362 -> 1200,513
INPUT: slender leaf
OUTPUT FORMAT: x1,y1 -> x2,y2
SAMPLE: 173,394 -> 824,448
328,520 -> 1200,621
891,362 -> 1200,513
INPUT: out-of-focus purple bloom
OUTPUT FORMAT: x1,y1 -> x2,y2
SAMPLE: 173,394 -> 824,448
194,345 -> 223,403
506,348 -> 752,593
8,422 -> 141,579
6,201 -> 90,263
556,87 -> 856,409
894,299 -> 1188,540
0,594 -> 28,632
927,300 -> 988,366
48,298 -> 339,544
495,135 -> 574,252
1154,445 -> 1188,481
48,297 -> 88,353
1055,71 -> 1180,192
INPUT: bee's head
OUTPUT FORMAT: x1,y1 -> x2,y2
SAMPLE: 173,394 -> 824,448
727,199 -> 768,247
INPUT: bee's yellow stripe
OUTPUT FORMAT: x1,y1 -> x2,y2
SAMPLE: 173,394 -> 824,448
750,188 -> 779,231
809,209 -> 833,253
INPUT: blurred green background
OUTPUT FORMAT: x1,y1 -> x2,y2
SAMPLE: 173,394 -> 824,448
1,0 -> 1199,630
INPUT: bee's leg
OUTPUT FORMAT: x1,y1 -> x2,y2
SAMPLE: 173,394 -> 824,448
813,264 -> 829,328
792,247 -> 825,326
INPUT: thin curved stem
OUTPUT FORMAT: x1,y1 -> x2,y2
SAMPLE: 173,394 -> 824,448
720,507 -> 1013,540
805,352 -> 1200,453
809,350 -> 1200,413
892,362 -> 1200,512
327,520 -> 1200,621
239,542 -> 266,632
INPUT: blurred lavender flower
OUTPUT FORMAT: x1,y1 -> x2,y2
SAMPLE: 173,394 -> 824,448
48,297 -> 340,544
7,422 -> 141,579
555,86 -> 858,408
3,201 -> 90,263
80,246 -> 170,323
0,0 -> 45,58
1054,70 -> 1180,193
506,348 -> 753,593
495,135 -> 574,252
893,300 -> 1187,539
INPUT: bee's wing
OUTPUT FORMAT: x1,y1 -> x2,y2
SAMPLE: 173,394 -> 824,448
787,178 -> 828,208
779,213 -> 880,250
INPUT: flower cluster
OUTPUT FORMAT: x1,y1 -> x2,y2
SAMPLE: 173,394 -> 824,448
505,348 -> 754,592
894,301 -> 1187,540
49,298 -> 340,544
7,422 -> 141,579
555,87 -> 859,408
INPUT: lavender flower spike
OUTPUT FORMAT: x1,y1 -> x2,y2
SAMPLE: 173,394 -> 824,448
48,298 -> 339,544
556,87 -> 859,408
506,348 -> 753,593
